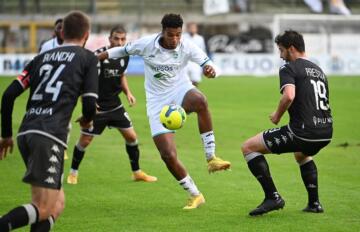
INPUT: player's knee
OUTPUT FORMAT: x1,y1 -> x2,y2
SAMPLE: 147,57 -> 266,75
36,205 -> 53,221
196,95 -> 208,111
241,140 -> 252,156
125,133 -> 138,144
159,149 -> 176,162
79,137 -> 92,147
52,198 -> 65,219
294,153 -> 312,164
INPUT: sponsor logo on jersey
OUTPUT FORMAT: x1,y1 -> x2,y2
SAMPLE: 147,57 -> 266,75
104,69 -> 120,78
153,65 -> 174,72
154,73 -> 166,79
26,107 -> 53,116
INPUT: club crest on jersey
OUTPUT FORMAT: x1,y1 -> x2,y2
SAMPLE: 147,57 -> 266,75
120,59 -> 125,67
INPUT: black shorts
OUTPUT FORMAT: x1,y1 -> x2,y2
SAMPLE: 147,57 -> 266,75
82,106 -> 132,136
17,134 -> 65,190
262,125 -> 330,156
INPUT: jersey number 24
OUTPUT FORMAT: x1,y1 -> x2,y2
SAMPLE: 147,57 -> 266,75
31,64 -> 65,102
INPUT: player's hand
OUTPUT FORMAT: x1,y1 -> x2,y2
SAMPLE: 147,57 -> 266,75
269,111 -> 280,125
0,137 -> 14,160
203,65 -> 216,78
97,51 -> 109,61
127,93 -> 136,107
75,116 -> 93,130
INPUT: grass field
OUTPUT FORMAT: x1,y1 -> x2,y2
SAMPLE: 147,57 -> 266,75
0,76 -> 359,232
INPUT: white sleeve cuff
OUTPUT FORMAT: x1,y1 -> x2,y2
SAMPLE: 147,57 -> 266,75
107,47 -> 125,59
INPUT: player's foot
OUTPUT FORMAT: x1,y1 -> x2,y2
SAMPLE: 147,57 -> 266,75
64,150 -> 69,160
183,193 -> 205,210
249,195 -> 285,216
132,170 -> 157,182
207,156 -> 231,173
302,201 -> 324,213
67,172 -> 78,185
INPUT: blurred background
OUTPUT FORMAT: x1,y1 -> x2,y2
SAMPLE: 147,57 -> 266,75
0,0 -> 359,76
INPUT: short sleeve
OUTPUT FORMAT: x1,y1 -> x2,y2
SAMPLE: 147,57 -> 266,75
16,59 -> 34,90
82,54 -> 99,99
279,64 -> 296,93
188,41 -> 210,67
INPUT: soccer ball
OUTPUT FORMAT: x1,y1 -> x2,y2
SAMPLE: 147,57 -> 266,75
159,104 -> 187,130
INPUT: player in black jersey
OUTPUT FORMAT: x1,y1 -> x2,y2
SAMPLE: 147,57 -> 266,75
66,25 -> 157,185
0,11 -> 97,231
241,30 -> 333,216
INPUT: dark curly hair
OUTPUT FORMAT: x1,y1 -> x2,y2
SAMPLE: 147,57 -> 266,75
161,13 -> 183,30
275,30 -> 305,52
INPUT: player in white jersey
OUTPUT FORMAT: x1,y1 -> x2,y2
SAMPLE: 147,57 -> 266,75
98,13 -> 231,210
39,18 -> 64,54
183,22 -> 206,86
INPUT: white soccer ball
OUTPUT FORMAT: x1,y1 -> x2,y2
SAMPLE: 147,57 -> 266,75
159,104 -> 187,130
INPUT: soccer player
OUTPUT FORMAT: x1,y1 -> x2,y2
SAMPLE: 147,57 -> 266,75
241,30 -> 333,216
66,25 -> 157,185
98,13 -> 231,210
39,18 -> 64,54
38,18 -> 71,161
0,11 -> 98,231
183,22 -> 206,86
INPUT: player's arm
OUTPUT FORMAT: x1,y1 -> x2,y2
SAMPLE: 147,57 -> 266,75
120,73 -> 136,106
270,85 -> 295,125
0,81 -> 25,159
97,46 -> 128,61
188,40 -> 219,78
77,55 -> 99,128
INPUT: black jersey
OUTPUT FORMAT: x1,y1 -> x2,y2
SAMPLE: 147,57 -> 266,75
17,45 -> 98,147
279,58 -> 332,141
94,46 -> 129,111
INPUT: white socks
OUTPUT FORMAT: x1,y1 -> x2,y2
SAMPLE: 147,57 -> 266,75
201,131 -> 216,160
178,175 -> 200,196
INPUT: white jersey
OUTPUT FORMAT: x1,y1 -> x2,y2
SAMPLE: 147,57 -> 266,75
107,33 -> 213,101
39,37 -> 61,54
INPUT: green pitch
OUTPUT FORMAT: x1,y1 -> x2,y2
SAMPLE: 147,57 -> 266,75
0,76 -> 359,231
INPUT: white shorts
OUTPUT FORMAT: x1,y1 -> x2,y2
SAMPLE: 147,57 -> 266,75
147,82 -> 195,137
185,62 -> 203,83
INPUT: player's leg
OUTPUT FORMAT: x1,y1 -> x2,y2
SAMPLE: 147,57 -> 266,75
0,187 -> 62,232
29,187 -> 65,232
0,135 -> 65,231
67,114 -> 106,184
153,133 -> 204,209
182,88 -> 231,172
67,133 -> 94,184
241,132 -> 285,216
63,122 -> 72,160
294,152 -> 324,213
118,127 -> 157,182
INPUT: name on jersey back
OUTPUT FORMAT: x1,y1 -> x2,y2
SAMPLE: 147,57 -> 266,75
43,51 -> 75,63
